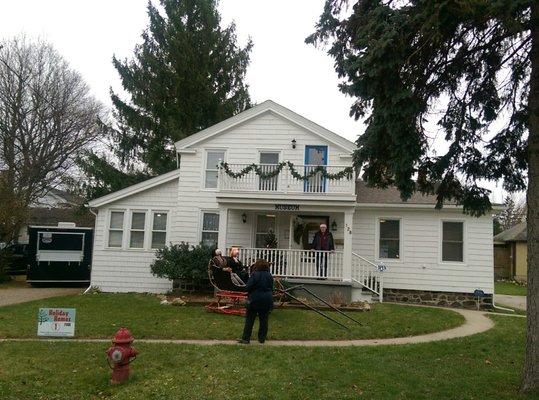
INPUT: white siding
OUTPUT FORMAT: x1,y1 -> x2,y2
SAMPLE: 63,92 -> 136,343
353,208 -> 494,294
173,111 -> 352,247
90,180 -> 178,293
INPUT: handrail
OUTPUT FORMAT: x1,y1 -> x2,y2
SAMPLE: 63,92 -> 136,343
351,252 -> 385,302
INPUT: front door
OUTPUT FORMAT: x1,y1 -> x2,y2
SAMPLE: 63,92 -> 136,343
304,145 -> 328,193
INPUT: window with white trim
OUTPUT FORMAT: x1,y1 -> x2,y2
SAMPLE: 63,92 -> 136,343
259,152 -> 280,191
108,211 -> 124,248
201,212 -> 219,247
255,214 -> 276,247
151,212 -> 168,249
205,151 -> 225,188
129,211 -> 146,248
379,219 -> 400,259
442,221 -> 464,262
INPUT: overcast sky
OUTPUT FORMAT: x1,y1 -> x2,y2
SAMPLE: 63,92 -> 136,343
0,0 -> 509,202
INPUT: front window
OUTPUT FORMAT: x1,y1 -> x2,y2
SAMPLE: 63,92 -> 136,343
129,212 -> 146,248
255,214 -> 276,248
442,221 -> 464,262
151,212 -> 168,249
205,151 -> 225,189
379,219 -> 400,259
201,212 -> 219,247
108,211 -> 124,247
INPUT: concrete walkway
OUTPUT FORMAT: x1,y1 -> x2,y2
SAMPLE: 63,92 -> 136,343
0,308 -> 495,347
495,294 -> 527,311
0,284 -> 83,307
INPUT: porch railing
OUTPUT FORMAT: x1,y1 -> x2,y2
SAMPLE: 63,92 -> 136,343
218,163 -> 355,195
351,252 -> 384,302
235,247 -> 344,280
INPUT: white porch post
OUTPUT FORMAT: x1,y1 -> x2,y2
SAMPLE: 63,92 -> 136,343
342,209 -> 354,282
218,206 -> 229,250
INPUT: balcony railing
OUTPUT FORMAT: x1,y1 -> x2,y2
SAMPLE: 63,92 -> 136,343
218,163 -> 355,196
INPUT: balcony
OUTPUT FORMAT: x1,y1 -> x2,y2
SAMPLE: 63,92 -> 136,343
217,163 -> 356,198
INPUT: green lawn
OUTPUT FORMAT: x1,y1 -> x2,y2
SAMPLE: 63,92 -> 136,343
0,293 -> 463,340
0,316 -> 535,399
495,281 -> 527,296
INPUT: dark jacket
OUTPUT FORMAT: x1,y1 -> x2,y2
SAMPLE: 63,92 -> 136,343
226,256 -> 249,283
226,257 -> 245,275
245,270 -> 274,311
310,231 -> 335,251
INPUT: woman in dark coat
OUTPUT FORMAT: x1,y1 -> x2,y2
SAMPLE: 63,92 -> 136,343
227,247 -> 249,284
238,259 -> 274,344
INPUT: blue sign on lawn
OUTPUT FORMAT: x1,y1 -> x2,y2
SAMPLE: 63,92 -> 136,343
37,308 -> 76,337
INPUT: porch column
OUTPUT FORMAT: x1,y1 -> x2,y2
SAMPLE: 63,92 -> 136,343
342,209 -> 354,282
218,207 -> 229,250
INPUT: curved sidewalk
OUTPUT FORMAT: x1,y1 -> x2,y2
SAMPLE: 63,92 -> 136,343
0,308 -> 495,347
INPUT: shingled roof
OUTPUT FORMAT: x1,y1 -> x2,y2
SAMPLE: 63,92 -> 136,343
355,181 -> 458,205
27,207 -> 95,227
494,221 -> 527,242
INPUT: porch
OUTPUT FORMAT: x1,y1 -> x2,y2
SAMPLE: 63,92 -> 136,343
215,206 -> 384,301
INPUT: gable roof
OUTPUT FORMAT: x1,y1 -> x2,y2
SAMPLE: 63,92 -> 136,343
494,221 -> 527,242
87,169 -> 180,208
174,100 -> 356,153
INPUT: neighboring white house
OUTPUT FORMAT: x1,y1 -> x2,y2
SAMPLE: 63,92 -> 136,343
88,100 -> 495,308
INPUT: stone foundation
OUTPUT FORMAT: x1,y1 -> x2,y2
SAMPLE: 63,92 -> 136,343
383,288 -> 493,310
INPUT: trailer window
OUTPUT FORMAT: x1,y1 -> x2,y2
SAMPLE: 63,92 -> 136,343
151,212 -> 168,249
108,211 -> 124,247
129,212 -> 146,248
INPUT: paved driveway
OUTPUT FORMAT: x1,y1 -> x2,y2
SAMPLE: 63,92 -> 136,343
0,281 -> 83,307
495,294 -> 527,311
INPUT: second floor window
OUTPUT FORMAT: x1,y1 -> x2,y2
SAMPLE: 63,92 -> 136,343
259,152 -> 279,191
205,151 -> 225,189
379,219 -> 400,259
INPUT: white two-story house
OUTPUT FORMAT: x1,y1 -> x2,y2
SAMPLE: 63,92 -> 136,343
88,100 -> 495,308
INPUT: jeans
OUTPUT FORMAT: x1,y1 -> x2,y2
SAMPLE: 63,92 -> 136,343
316,252 -> 328,278
241,308 -> 269,342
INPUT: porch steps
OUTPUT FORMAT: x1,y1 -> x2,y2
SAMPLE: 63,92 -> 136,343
351,283 -> 379,303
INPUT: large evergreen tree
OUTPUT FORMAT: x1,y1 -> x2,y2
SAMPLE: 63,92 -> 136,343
308,0 -> 537,392
113,0 -> 252,175
79,0 -> 252,189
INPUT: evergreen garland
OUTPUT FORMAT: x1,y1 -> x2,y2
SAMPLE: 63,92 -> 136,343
220,161 -> 354,181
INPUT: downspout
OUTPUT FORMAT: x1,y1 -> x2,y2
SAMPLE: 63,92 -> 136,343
492,299 -> 516,313
83,205 -> 98,294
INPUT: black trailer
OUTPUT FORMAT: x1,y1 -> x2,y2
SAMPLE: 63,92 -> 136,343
26,225 -> 93,284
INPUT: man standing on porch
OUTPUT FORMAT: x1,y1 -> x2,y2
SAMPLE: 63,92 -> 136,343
311,223 -> 335,279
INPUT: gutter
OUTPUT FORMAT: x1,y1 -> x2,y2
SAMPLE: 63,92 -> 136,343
83,205 -> 99,294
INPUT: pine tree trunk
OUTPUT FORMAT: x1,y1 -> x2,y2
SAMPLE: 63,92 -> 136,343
521,2 -> 539,393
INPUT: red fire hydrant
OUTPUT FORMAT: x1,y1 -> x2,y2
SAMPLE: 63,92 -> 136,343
106,327 -> 138,385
